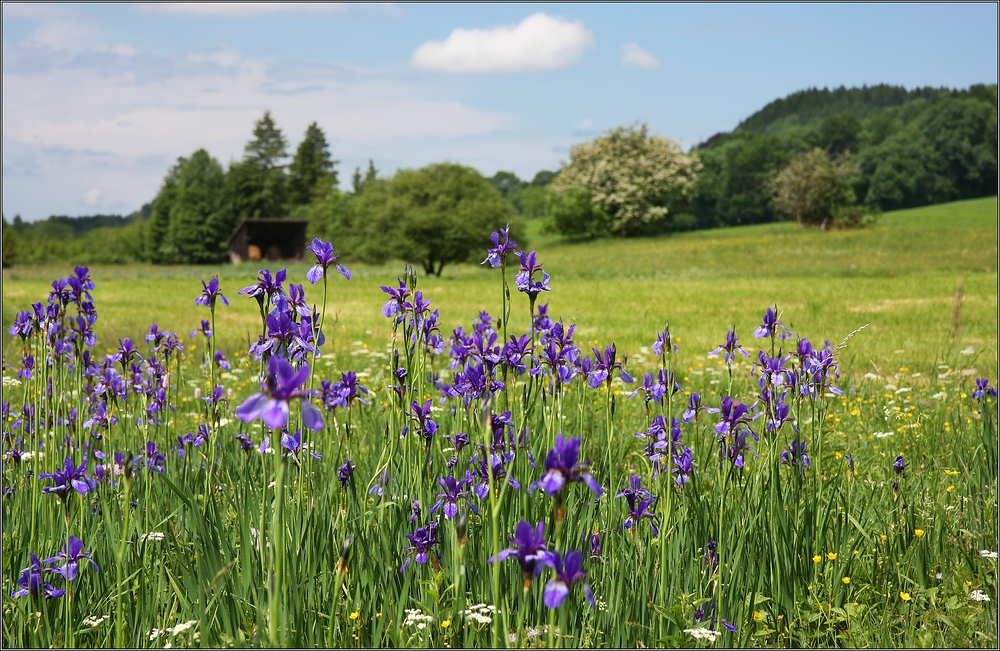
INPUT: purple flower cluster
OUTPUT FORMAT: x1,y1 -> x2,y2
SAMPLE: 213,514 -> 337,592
11,537 -> 98,600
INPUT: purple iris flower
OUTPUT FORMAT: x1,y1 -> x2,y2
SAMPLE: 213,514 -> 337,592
501,334 -> 533,376
39,456 -> 96,503
514,250 -> 551,302
482,223 -> 518,268
753,305 -> 792,340
195,276 -> 230,310
652,321 -> 677,356
306,238 -> 352,284
401,399 -> 438,446
803,349 -> 843,397
714,396 -> 760,442
239,268 -> 287,312
191,319 -> 212,340
410,499 -> 422,523
489,520 -> 552,588
778,437 -> 811,471
430,474 -> 479,519
280,429 -> 322,465
529,434 -> 604,498
11,554 -> 65,599
235,356 -> 324,432
337,459 -> 355,488
767,399 -> 800,435
139,441 -> 166,474
704,540 -> 719,570
627,372 -> 666,407
401,520 -> 439,572
587,343 -> 634,389
617,475 -> 658,536
321,371 -> 370,411
380,278 -> 412,321
672,446 -> 695,487
111,338 -> 142,371
892,455 -> 907,477
709,329 -> 751,365
250,310 -> 314,361
682,392 -> 720,423
43,536 -> 99,581
542,550 -> 595,609
972,378 -> 998,400
754,351 -> 792,391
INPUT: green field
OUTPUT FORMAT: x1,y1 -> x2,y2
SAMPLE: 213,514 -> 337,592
2,197 -> 997,648
3,197 -> 997,379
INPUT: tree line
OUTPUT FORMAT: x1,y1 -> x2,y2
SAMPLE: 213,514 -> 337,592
3,83 -> 996,267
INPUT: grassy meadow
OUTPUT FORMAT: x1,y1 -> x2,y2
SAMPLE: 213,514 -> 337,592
1,196 -> 997,648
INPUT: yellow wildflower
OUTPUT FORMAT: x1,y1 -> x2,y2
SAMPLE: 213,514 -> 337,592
944,469 -> 960,476
842,577 -> 851,585
914,529 -> 925,538
880,534 -> 887,542
827,552 -> 838,560
947,485 -> 955,493
753,611 -> 763,621
349,611 -> 360,621
813,555 -> 822,563
899,591 -> 911,601
442,619 -> 451,629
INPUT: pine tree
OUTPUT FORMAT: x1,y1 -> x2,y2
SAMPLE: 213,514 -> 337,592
288,122 -> 338,207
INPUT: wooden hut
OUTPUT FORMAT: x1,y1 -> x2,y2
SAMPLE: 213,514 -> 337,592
227,218 -> 309,264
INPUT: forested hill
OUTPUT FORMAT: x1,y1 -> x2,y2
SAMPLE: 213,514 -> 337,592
734,83 -> 997,135
688,83 -> 997,229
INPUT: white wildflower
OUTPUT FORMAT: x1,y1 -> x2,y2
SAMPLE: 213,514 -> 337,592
874,431 -> 894,439
894,387 -> 911,395
140,532 -> 165,543
935,572 -> 943,580
931,392 -> 947,400
685,627 -> 720,643
2,376 -> 22,388
168,620 -> 197,636
970,590 -> 991,602
979,550 -> 998,560
217,418 -> 232,428
403,608 -> 435,628
960,346 -> 975,356
863,372 -> 881,381
149,628 -> 165,641
82,614 -> 110,627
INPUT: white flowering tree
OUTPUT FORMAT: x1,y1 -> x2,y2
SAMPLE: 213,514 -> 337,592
549,123 -> 701,237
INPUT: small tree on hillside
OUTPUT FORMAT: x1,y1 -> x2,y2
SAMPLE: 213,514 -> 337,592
549,122 -> 701,237
768,148 -> 863,229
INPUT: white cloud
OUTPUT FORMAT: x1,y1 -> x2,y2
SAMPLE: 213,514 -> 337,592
83,188 -> 103,206
574,118 -> 593,131
621,43 -> 661,70
138,3 -> 352,17
411,13 -> 593,74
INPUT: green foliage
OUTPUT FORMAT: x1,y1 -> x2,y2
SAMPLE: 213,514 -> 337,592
288,122 -> 338,208
2,215 -> 17,267
546,188 -> 611,240
769,148 -> 864,229
691,133 -> 791,227
549,123 -> 702,237
340,163 -> 522,276
147,149 -> 231,264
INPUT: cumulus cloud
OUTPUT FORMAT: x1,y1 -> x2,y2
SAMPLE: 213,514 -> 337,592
412,13 -> 593,73
621,43 -> 661,70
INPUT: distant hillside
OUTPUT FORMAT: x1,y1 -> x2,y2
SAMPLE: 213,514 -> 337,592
734,83 -> 997,136
687,83 -> 997,230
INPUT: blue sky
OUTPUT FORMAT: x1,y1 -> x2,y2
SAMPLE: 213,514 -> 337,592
2,2 -> 997,221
